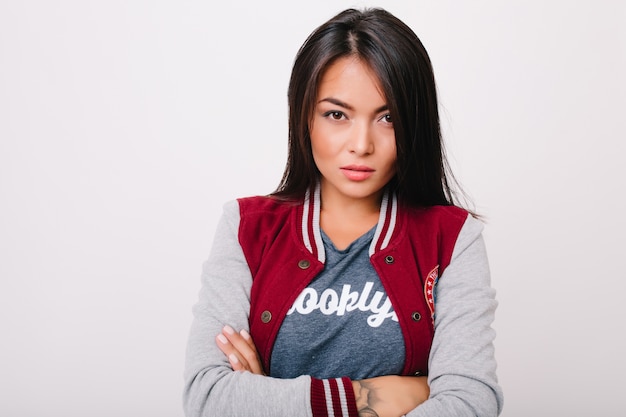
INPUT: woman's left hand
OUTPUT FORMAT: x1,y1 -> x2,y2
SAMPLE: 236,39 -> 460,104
216,325 -> 265,375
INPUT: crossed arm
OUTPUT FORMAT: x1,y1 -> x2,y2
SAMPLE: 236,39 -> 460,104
216,325 -> 430,417
185,203 -> 502,417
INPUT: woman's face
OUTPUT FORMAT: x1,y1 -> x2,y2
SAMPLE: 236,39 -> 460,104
310,56 -> 397,206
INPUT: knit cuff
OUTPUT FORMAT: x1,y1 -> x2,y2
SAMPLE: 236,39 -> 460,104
310,377 -> 358,417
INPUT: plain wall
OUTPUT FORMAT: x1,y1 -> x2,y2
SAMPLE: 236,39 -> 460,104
1,0 -> 624,416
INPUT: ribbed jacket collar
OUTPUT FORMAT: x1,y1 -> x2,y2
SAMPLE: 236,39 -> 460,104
301,182 -> 398,263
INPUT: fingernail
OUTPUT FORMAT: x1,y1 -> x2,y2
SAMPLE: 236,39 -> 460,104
217,334 -> 228,344
223,325 -> 235,335
229,353 -> 239,364
240,329 -> 251,340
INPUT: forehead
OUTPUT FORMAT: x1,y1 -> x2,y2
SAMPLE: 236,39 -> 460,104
317,57 -> 386,104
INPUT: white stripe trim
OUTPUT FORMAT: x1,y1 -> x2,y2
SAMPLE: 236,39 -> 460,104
368,191 -> 398,256
369,191 -> 389,257
311,183 -> 325,263
322,379 -> 335,417
302,189 -> 313,254
336,378 -> 349,416
380,193 -> 397,250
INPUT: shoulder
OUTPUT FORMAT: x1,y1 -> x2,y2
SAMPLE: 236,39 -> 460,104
400,205 -> 470,237
237,195 -> 294,213
405,204 -> 468,221
233,195 -> 304,270
389,205 -> 474,269
236,195 -> 301,220
234,196 -> 303,240
218,196 -> 293,229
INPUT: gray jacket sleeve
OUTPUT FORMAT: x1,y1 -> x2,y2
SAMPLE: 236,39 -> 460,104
407,215 -> 504,417
183,200 -> 314,417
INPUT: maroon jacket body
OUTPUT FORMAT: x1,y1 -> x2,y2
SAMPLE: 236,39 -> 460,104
236,190 -> 468,377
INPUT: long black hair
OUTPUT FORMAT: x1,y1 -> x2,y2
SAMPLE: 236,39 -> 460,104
273,8 -> 466,209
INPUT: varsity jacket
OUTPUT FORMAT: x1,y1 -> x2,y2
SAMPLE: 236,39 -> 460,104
183,187 -> 503,417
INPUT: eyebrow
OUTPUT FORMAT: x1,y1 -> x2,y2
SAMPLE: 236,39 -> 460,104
318,97 -> 388,114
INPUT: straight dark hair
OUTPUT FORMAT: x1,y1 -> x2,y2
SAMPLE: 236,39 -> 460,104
273,8 -> 467,209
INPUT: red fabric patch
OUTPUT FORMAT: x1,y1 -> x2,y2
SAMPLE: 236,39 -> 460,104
424,265 -> 439,324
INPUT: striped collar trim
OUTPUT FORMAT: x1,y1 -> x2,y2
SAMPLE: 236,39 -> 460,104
301,182 -> 398,263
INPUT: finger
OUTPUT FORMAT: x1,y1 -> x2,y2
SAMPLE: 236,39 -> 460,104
228,352 -> 243,370
240,329 -> 257,351
222,326 -> 263,374
239,329 -> 264,374
215,333 -> 250,371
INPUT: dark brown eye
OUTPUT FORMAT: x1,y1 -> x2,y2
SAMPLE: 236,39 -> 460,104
323,110 -> 346,121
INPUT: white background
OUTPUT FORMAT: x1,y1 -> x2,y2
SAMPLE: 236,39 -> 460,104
1,1 -> 624,416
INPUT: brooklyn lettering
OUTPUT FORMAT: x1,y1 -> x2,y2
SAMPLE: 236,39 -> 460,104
286,282 -> 398,327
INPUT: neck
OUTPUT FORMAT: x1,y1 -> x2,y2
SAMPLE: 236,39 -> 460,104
319,187 -> 382,218
318,182 -> 384,249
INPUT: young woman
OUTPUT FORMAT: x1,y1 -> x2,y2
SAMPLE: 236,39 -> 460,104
184,8 -> 503,417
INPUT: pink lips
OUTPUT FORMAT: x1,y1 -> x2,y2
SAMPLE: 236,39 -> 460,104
340,165 -> 375,181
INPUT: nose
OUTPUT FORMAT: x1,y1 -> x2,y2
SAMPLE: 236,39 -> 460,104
348,122 -> 374,156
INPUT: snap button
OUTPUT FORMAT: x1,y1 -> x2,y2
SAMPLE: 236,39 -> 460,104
411,311 -> 421,321
298,259 -> 310,269
261,310 -> 272,323
414,370 -> 422,376
384,255 -> 394,264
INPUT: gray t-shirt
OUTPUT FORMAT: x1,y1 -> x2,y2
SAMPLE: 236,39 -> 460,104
270,227 -> 405,380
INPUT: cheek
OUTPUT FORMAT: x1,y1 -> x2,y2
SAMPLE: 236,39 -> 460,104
382,145 -> 398,179
382,138 -> 398,169
309,133 -> 327,170
309,125 -> 335,162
